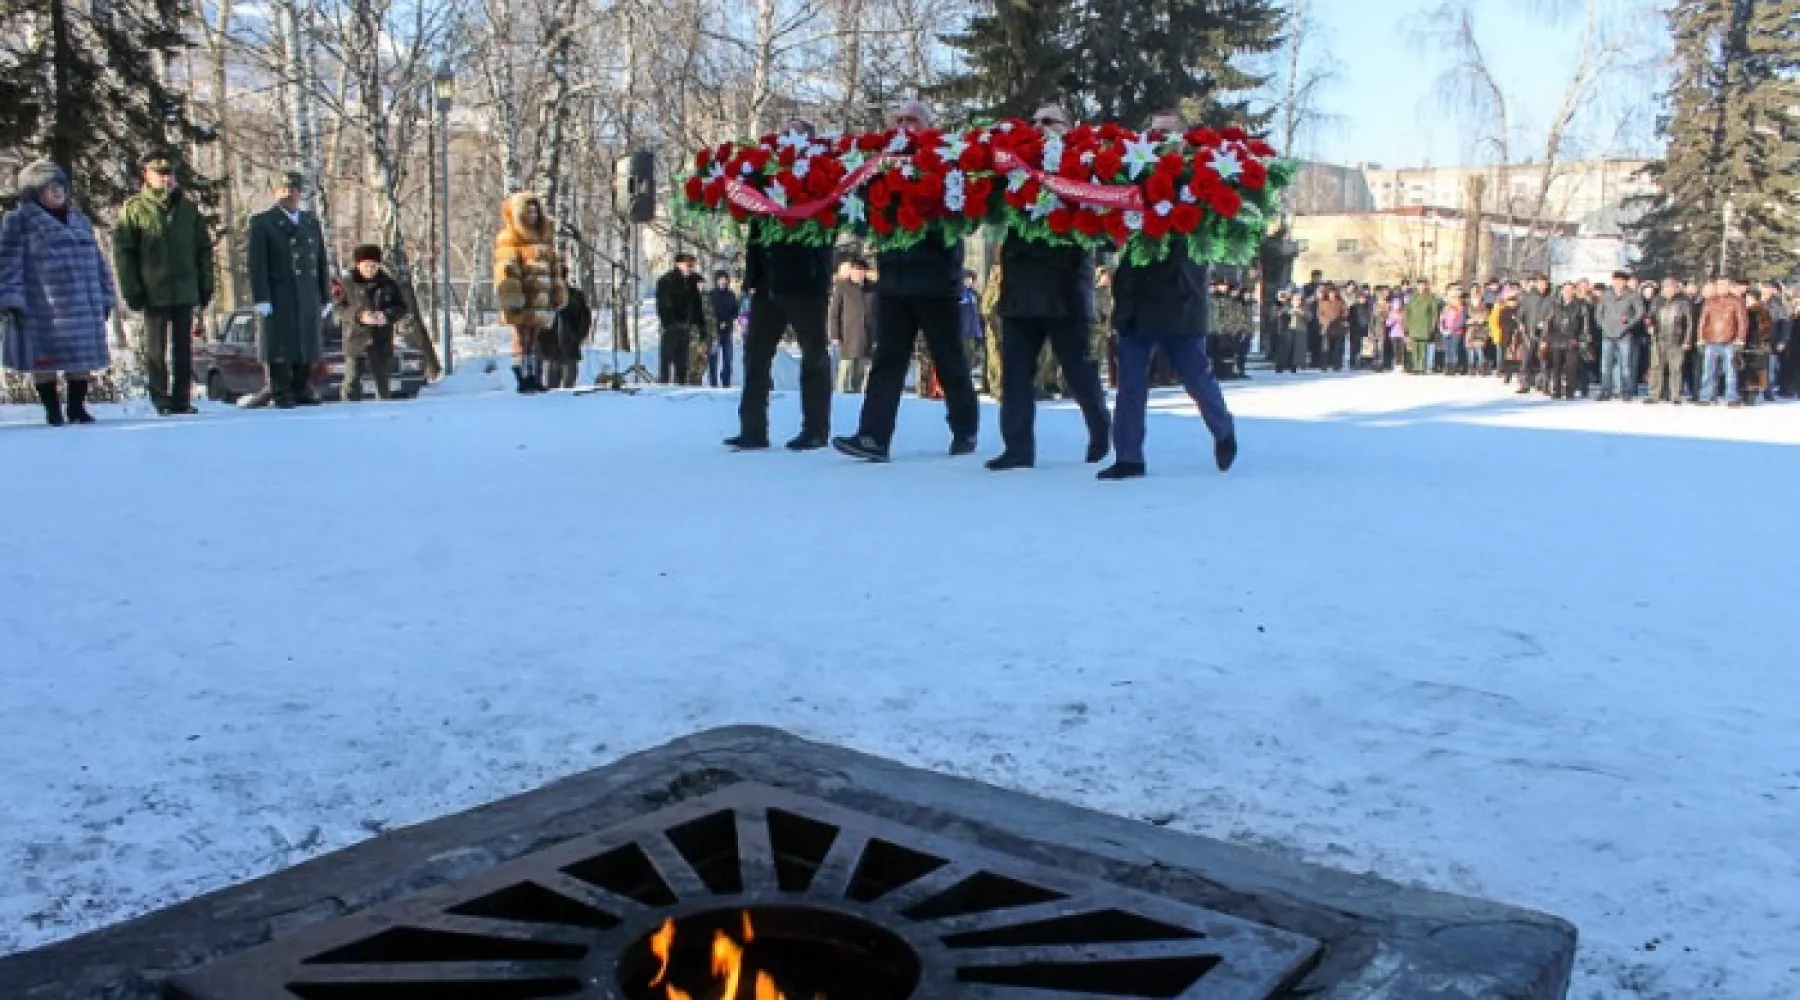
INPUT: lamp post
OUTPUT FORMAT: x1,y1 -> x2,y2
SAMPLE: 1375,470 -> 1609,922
434,61 -> 456,375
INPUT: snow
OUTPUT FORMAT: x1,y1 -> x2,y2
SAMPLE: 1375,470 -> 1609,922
2,370 -> 1798,1000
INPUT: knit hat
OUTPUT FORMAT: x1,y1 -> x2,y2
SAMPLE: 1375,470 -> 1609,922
17,159 -> 69,199
353,244 -> 383,264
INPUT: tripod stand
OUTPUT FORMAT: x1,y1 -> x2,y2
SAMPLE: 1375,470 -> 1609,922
612,220 -> 655,386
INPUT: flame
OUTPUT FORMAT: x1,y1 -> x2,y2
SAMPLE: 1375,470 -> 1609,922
652,911 -> 815,1000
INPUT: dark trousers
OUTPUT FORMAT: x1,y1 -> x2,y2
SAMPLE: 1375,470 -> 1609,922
1548,344 -> 1582,397
659,324 -> 691,385
1112,334 -> 1234,465
1323,328 -> 1345,370
709,327 -> 735,388
999,316 -> 1109,459
858,295 -> 978,447
142,305 -> 194,410
342,332 -> 394,401
740,293 -> 829,439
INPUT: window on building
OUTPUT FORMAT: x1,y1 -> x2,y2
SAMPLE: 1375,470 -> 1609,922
1336,239 -> 1359,254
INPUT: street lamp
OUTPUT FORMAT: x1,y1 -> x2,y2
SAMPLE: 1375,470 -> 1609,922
434,60 -> 456,375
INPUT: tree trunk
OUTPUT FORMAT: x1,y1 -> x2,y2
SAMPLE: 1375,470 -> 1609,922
205,0 -> 245,306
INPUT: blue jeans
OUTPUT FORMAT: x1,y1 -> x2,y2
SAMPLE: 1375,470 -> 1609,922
708,329 -> 734,388
1443,334 -> 1466,372
1601,336 -> 1634,397
1112,333 -> 1234,465
1699,343 -> 1736,402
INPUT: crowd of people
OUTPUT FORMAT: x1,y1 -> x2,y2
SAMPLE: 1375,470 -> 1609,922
1268,269 -> 1798,405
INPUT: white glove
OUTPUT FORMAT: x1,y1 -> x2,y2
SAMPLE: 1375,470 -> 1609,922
255,302 -> 273,317
320,303 -> 333,320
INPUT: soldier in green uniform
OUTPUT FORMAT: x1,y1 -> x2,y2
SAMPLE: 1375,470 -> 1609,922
112,152 -> 214,415
1092,265 -> 1115,388
688,268 -> 716,386
245,172 -> 330,408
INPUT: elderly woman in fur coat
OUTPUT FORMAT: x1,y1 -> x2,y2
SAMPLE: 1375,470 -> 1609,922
493,192 -> 565,393
0,160 -> 116,425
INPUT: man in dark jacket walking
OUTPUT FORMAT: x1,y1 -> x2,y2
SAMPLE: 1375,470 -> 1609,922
1515,274 -> 1553,394
654,252 -> 702,385
828,258 -> 875,393
706,271 -> 740,388
833,100 -> 979,463
245,171 -> 330,408
334,245 -> 409,400
113,153 -> 214,415
1645,278 -> 1691,404
730,149 -> 835,449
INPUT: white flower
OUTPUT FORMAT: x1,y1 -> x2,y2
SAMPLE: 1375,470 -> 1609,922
707,164 -> 726,181
768,185 -> 789,208
1124,211 -> 1145,232
807,142 -> 828,158
1154,200 -> 1173,217
939,135 -> 969,163
1041,134 -> 1065,173
840,192 -> 866,224
776,128 -> 811,153
1179,186 -> 1197,204
1208,146 -> 1244,182
1080,149 -> 1096,165
885,131 -> 911,154
841,149 -> 867,171
1122,134 -> 1160,180
996,121 -> 1014,132
793,158 -> 811,179
901,163 -> 917,180
1006,169 -> 1031,193
740,161 -> 756,176
1028,191 -> 1059,222
945,169 -> 968,213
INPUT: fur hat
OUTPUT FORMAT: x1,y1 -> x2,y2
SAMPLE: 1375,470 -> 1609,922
353,244 -> 383,264
17,159 -> 69,198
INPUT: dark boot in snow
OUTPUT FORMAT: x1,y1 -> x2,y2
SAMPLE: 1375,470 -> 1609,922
512,366 -> 527,393
1214,435 -> 1238,473
1097,461 -> 1146,481
1086,429 -> 1110,463
832,434 -> 889,463
786,432 -> 828,451
985,452 -> 1033,471
65,378 -> 94,423
725,433 -> 770,451
35,380 -> 64,426
949,433 -> 978,456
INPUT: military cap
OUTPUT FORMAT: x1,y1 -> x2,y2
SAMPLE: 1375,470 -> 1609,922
274,170 -> 306,190
141,153 -> 176,173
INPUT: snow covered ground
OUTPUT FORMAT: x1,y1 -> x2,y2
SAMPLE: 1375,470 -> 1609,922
2,369 -> 1797,999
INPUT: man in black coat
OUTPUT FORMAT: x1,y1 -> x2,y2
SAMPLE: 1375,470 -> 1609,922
707,271 -> 741,388
833,101 -> 980,463
1515,273 -> 1553,395
335,245 -> 409,401
828,258 -> 875,393
654,252 -> 702,385
986,104 -> 1109,470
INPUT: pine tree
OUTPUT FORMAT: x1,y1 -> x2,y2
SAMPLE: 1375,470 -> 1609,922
1633,0 -> 1799,280
941,0 -> 1282,128
0,0 -> 210,219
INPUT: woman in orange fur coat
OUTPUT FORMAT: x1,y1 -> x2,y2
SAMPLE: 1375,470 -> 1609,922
493,192 -> 565,392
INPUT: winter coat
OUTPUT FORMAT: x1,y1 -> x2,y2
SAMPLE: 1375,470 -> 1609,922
1113,241 -> 1211,339
492,193 -> 564,330
0,200 -> 115,374
960,286 -> 982,340
1091,282 -> 1114,332
708,287 -> 740,334
1437,303 -> 1467,337
245,203 -> 329,364
654,268 -> 702,330
537,286 -> 592,362
1467,302 -> 1491,343
1317,293 -> 1346,330
827,277 -> 875,359
1403,291 -> 1441,341
1518,290 -> 1553,339
1546,298 -> 1589,346
744,234 -> 833,298
997,237 -> 1093,319
1697,294 -> 1748,346
877,237 -> 964,300
1595,288 -> 1646,340
1651,295 -> 1692,349
112,185 -> 214,311
335,267 -> 409,355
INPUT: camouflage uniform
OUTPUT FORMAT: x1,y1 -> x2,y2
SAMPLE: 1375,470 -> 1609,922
688,279 -> 717,385
980,262 -> 1004,399
1092,280 -> 1115,388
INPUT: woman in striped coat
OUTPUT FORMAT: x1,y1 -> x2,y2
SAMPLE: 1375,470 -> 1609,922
0,160 -> 116,425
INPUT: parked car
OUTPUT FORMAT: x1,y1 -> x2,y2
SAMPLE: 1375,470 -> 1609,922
195,310 -> 427,403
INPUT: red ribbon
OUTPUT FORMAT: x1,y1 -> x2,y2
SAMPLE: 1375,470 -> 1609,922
992,149 -> 1145,213
722,155 -> 900,221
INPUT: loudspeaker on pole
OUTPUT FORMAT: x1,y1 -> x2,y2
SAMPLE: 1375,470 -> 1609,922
614,151 -> 655,224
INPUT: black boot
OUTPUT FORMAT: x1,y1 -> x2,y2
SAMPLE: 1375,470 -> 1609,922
269,363 -> 296,408
831,433 -> 890,463
512,366 -> 527,393
725,433 -> 770,451
785,432 -> 828,451
1086,429 -> 1111,463
291,364 -> 320,405
949,433 -> 978,456
985,452 -> 1034,471
65,378 -> 94,423
1214,435 -> 1238,473
1097,461 -> 1146,481
34,380 -> 64,426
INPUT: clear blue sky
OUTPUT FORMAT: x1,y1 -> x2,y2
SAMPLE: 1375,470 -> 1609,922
1299,0 -> 1665,169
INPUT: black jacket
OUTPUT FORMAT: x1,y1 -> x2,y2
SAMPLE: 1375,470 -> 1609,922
708,287 -> 741,332
1547,299 -> 1591,346
1651,295 -> 1692,348
1113,245 -> 1212,338
336,268 -> 408,353
745,237 -> 833,299
544,287 -> 592,361
1518,290 -> 1554,338
877,237 -> 964,300
655,268 -> 702,329
997,238 -> 1093,320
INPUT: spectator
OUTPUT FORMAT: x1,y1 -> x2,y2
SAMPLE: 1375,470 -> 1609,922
334,244 -> 408,401
493,191 -> 564,393
653,251 -> 701,386
828,257 -> 875,393
1403,279 -> 1441,374
706,271 -> 740,389
545,265 -> 592,390
1645,277 -> 1691,404
112,152 -> 212,416
1695,280 -> 1748,406
0,160 -> 115,425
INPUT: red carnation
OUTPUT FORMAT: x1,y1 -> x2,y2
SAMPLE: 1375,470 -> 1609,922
777,146 -> 797,168
914,146 -> 947,173
869,177 -> 894,210
965,178 -> 994,218
1221,126 -> 1247,142
1185,128 -> 1221,149
1170,203 -> 1203,233
1188,165 -> 1224,198
1145,172 -> 1176,207
804,168 -> 836,199
1093,149 -> 1123,181
1248,139 -> 1277,158
1058,148 -> 1088,180
728,203 -> 749,223
1074,209 -> 1105,238
745,148 -> 772,172
1067,124 -> 1097,146
1206,185 -> 1243,219
716,142 -> 734,163
818,209 -> 838,228
897,202 -> 924,232
1155,152 -> 1185,177
1047,208 -> 1075,235
870,211 -> 894,235
958,143 -> 992,173
1240,159 -> 1268,191
703,179 -> 726,206
858,132 -> 888,153
1143,212 -> 1171,239
694,149 -> 713,171
759,133 -> 778,147
1105,213 -> 1131,244
683,175 -> 704,203
1098,123 -> 1128,143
